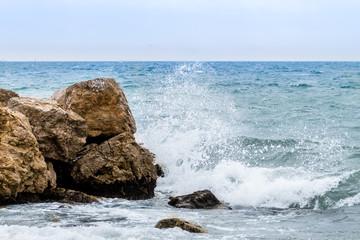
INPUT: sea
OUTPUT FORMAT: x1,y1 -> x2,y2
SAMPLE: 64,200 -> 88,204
0,61 -> 359,240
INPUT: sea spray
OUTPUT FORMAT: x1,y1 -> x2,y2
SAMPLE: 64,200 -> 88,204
132,62 -> 359,209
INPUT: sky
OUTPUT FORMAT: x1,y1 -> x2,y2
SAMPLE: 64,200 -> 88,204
0,0 -> 360,61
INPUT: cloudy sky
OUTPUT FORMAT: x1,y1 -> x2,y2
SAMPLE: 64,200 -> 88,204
1,0 -> 359,61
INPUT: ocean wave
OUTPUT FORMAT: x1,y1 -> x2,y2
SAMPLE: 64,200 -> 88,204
336,193 -> 360,208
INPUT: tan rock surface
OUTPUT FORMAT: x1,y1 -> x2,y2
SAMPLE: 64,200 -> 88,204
0,107 -> 55,201
0,88 -> 18,107
51,78 -> 136,140
71,132 -> 157,199
7,97 -> 87,162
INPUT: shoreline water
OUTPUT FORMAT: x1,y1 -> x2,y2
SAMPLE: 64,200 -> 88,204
0,61 -> 359,239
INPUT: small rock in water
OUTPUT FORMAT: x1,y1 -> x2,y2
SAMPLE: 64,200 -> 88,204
51,215 -> 60,222
168,189 -> 222,209
155,218 -> 207,233
155,164 -> 165,177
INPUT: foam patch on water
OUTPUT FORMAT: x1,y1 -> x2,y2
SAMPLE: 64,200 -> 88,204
156,160 -> 351,209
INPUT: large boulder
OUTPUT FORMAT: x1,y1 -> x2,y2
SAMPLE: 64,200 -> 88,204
155,218 -> 207,233
0,107 -> 56,203
71,132 -> 157,199
7,97 -> 87,162
51,78 -> 136,141
168,190 -> 222,209
0,88 -> 18,107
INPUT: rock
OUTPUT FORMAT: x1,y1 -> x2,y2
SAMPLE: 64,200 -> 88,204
7,97 -> 87,162
168,190 -> 222,209
155,164 -> 165,177
0,107 -> 55,203
44,188 -> 98,204
51,78 -> 136,141
0,88 -> 18,107
45,161 -> 57,190
70,132 -> 157,199
155,218 -> 207,233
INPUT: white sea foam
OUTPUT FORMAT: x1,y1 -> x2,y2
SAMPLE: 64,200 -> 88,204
335,192 -> 360,208
155,159 -> 351,208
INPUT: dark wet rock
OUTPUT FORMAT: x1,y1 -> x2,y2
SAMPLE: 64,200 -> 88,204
7,97 -> 87,163
43,188 -> 98,204
168,190 -> 222,209
51,78 -> 136,141
155,164 -> 165,177
155,218 -> 207,233
0,88 -> 18,107
70,132 -> 158,200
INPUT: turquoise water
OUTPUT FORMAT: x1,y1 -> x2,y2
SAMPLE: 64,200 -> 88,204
0,62 -> 359,239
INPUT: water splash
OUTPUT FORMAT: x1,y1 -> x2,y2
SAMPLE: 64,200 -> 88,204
132,62 -> 358,209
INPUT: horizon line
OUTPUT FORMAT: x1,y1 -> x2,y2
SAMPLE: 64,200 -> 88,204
1,60 -> 360,63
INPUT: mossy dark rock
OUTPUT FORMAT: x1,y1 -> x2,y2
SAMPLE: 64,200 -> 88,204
155,218 -> 207,233
168,190 -> 222,209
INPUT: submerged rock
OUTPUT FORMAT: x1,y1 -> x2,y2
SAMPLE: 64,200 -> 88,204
155,218 -> 207,233
71,132 -> 157,199
168,190 -> 222,209
44,188 -> 98,204
7,97 -> 87,162
0,107 -> 55,204
0,88 -> 19,107
51,78 -> 136,141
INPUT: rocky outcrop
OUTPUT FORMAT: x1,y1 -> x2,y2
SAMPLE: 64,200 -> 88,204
71,132 -> 157,199
0,107 -> 56,203
155,218 -> 207,233
1,77 -> 159,205
7,97 -> 87,162
51,78 -> 136,141
0,88 -> 18,107
168,190 -> 222,209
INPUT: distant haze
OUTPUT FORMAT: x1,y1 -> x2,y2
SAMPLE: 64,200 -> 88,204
1,0 -> 359,61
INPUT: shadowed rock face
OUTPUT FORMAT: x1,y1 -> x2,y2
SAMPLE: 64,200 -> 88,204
155,218 -> 207,233
71,132 -> 157,200
51,78 -> 136,140
0,88 -> 18,107
0,107 -> 56,203
168,190 -> 222,209
7,97 -> 87,163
